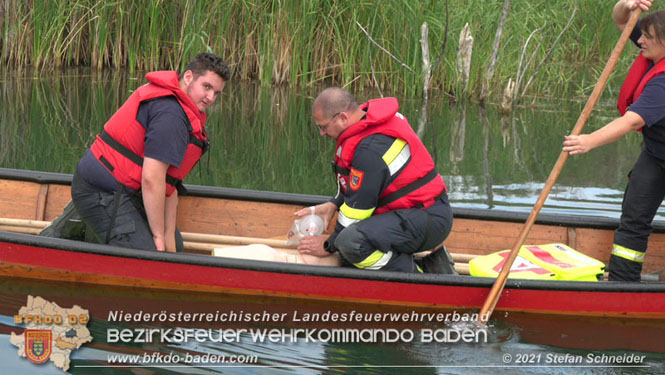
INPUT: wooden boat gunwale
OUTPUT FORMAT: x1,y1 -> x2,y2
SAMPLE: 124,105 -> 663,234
3,167 -> 663,232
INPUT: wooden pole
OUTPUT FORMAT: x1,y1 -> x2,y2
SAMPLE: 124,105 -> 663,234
0,225 -> 42,234
180,232 -> 289,248
477,9 -> 642,324
0,216 -> 478,264
0,218 -> 50,228
0,217 -> 291,247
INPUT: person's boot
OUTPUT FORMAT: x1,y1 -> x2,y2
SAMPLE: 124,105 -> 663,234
39,200 -> 86,241
422,245 -> 457,274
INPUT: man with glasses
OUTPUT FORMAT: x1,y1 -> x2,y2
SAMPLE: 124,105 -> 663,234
295,87 -> 456,274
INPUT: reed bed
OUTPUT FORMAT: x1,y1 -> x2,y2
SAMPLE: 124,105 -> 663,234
2,0 -> 663,100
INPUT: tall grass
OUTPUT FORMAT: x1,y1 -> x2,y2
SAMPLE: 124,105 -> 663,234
2,0 -> 664,100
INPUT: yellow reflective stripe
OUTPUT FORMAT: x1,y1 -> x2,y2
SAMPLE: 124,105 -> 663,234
338,203 -> 374,227
354,250 -> 393,270
340,203 -> 374,220
382,139 -> 407,164
382,139 -> 411,175
382,139 -> 409,174
611,244 -> 645,263
388,145 -> 410,176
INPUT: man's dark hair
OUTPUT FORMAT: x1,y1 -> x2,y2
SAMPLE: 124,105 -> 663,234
641,10 -> 665,45
180,52 -> 230,81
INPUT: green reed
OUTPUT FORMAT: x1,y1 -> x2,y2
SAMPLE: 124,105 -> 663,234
2,0 -> 663,100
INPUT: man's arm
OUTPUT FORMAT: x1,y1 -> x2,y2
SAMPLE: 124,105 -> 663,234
139,97 -> 190,251
164,190 -> 179,252
142,157 -> 170,251
297,136 -> 392,258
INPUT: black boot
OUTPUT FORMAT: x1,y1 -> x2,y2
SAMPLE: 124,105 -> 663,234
422,245 -> 457,274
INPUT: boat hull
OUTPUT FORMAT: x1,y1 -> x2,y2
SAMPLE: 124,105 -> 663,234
2,232 -> 664,319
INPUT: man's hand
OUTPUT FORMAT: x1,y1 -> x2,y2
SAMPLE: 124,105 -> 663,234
164,190 -> 179,252
297,235 -> 330,257
164,233 -> 177,252
294,202 -> 338,230
153,235 -> 166,251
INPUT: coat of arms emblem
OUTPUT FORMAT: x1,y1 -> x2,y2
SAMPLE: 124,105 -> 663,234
25,329 -> 52,363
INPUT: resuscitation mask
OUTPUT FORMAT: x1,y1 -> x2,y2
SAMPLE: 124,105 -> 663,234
286,208 -> 324,246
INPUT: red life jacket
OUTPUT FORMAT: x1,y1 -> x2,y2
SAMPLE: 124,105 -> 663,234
617,52 -> 665,119
90,71 -> 209,196
333,97 -> 447,215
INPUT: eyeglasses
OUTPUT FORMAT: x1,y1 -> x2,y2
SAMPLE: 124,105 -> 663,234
316,112 -> 340,132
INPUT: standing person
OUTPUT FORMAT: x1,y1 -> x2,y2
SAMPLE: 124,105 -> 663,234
563,0 -> 659,281
71,52 -> 230,252
295,87 -> 455,274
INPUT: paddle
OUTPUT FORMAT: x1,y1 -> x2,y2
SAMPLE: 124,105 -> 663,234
477,8 -> 643,324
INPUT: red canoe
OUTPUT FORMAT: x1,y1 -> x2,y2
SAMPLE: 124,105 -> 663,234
1,168 -> 664,320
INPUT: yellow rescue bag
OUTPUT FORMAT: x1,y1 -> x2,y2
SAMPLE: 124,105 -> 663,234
520,243 -> 605,281
468,250 -> 557,280
469,243 -> 605,282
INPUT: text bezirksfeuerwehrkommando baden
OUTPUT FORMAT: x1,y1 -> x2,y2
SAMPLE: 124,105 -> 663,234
107,327 -> 487,344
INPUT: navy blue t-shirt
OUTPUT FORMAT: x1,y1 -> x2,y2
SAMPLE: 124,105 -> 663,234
76,96 -> 191,192
627,24 -> 665,160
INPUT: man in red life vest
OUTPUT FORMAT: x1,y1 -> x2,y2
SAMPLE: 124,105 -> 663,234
70,53 -> 229,252
296,87 -> 456,273
563,0 -> 663,281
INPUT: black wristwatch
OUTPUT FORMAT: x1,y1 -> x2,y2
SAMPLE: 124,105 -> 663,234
323,240 -> 336,254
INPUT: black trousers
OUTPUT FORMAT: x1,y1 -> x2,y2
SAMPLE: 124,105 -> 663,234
334,194 -> 453,273
610,150 -> 665,281
71,172 -> 183,252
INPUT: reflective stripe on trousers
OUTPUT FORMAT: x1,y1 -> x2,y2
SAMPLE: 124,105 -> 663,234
353,250 -> 393,270
611,243 -> 645,263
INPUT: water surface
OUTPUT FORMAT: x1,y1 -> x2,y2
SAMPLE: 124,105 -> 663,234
2,278 -> 664,375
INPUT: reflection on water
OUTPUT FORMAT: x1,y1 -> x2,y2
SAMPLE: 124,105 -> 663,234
2,68 -> 660,219
1,277 -> 664,375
